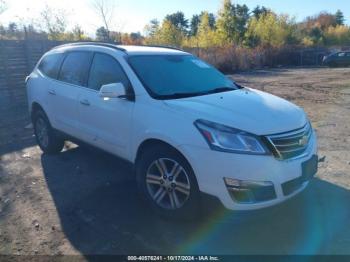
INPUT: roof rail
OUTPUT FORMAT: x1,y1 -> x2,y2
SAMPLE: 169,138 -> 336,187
141,44 -> 185,52
51,42 -> 126,52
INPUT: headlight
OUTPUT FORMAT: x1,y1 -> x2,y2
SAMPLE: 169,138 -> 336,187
194,119 -> 269,155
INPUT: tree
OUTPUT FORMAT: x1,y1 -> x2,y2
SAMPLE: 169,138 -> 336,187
109,31 -> 122,43
3,22 -> 19,39
235,4 -> 250,40
165,11 -> 188,33
144,19 -> 159,37
190,14 -> 200,36
298,12 -> 338,45
324,25 -> 350,46
40,4 -> 67,40
190,12 -> 215,36
245,12 -> 296,47
96,26 -> 109,41
91,0 -> 115,41
72,25 -> 86,41
0,24 -> 5,35
303,12 -> 337,31
216,0 -> 236,43
207,12 -> 216,29
156,20 -> 184,46
7,22 -> 17,34
196,12 -> 219,48
121,32 -> 143,45
23,24 -> 48,40
252,5 -> 269,19
335,10 -> 345,25
129,32 -> 143,44
216,0 -> 250,44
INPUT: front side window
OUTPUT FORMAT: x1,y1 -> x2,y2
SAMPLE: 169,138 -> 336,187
38,53 -> 64,79
88,53 -> 131,91
338,52 -> 346,57
128,55 -> 237,99
58,51 -> 93,86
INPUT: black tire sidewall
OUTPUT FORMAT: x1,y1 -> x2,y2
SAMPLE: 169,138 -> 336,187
136,145 -> 200,220
33,110 -> 63,154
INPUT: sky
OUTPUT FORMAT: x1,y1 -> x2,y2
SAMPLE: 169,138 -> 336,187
0,0 -> 349,35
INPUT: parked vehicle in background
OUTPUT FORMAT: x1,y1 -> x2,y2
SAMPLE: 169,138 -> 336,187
26,42 -> 318,219
323,51 -> 350,67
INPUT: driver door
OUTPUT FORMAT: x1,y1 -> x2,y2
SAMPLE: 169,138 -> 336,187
77,52 -> 134,159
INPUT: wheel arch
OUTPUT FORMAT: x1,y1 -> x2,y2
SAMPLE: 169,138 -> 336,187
135,139 -> 192,171
30,102 -> 53,129
31,102 -> 45,120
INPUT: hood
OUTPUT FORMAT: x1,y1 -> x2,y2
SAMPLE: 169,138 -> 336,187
163,88 -> 307,135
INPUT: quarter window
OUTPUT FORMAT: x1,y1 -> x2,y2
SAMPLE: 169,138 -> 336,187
58,52 -> 93,86
88,53 -> 131,91
38,53 -> 64,79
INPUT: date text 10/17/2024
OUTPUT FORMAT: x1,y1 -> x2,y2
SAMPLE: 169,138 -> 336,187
127,256 -> 220,261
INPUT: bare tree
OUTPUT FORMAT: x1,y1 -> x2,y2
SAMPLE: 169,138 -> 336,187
72,24 -> 85,41
91,0 -> 115,41
40,4 -> 67,40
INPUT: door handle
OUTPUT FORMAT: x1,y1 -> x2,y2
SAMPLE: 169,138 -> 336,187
48,90 -> 56,95
80,99 -> 90,106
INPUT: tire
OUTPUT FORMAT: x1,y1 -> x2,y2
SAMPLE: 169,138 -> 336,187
33,110 -> 64,154
136,144 -> 200,220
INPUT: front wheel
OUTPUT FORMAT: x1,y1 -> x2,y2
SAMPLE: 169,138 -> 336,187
136,145 -> 200,220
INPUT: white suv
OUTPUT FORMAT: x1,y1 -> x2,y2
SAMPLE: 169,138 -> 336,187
26,43 -> 318,219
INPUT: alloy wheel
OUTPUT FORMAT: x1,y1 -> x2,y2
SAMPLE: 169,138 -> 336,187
146,158 -> 191,210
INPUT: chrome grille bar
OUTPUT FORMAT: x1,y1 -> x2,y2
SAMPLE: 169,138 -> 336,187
265,123 -> 312,160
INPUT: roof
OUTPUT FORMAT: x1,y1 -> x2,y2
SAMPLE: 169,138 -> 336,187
118,45 -> 187,55
51,42 -> 188,55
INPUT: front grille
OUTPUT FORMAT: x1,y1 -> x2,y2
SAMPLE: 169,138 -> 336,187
265,123 -> 312,160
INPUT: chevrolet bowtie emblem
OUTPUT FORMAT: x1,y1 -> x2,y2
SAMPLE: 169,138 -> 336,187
299,135 -> 308,146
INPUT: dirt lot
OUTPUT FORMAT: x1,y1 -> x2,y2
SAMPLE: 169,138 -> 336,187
0,68 -> 350,257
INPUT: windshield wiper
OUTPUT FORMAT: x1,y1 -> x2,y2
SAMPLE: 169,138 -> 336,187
202,87 -> 236,95
155,87 -> 237,100
155,92 -> 205,99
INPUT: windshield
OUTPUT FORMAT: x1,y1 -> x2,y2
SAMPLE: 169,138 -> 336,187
128,55 -> 238,99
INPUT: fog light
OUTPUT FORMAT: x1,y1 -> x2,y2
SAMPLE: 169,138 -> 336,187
223,177 -> 241,187
224,178 -> 276,203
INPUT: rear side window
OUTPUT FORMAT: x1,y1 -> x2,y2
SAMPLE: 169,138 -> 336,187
38,53 -> 64,79
58,51 -> 93,86
88,53 -> 131,91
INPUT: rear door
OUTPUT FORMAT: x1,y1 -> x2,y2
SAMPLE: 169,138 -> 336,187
53,51 -> 93,137
36,52 -> 65,127
77,52 -> 134,158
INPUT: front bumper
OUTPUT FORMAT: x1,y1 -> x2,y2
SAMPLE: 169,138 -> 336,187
179,132 -> 318,211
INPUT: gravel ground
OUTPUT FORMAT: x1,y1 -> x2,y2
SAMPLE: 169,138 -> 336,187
0,68 -> 349,258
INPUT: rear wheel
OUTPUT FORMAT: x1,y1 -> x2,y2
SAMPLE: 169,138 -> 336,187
136,144 -> 200,220
33,110 -> 64,154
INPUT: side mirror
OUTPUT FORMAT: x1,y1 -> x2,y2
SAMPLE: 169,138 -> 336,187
99,83 -> 126,99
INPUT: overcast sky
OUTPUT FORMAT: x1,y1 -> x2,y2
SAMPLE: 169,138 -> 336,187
0,0 -> 349,35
